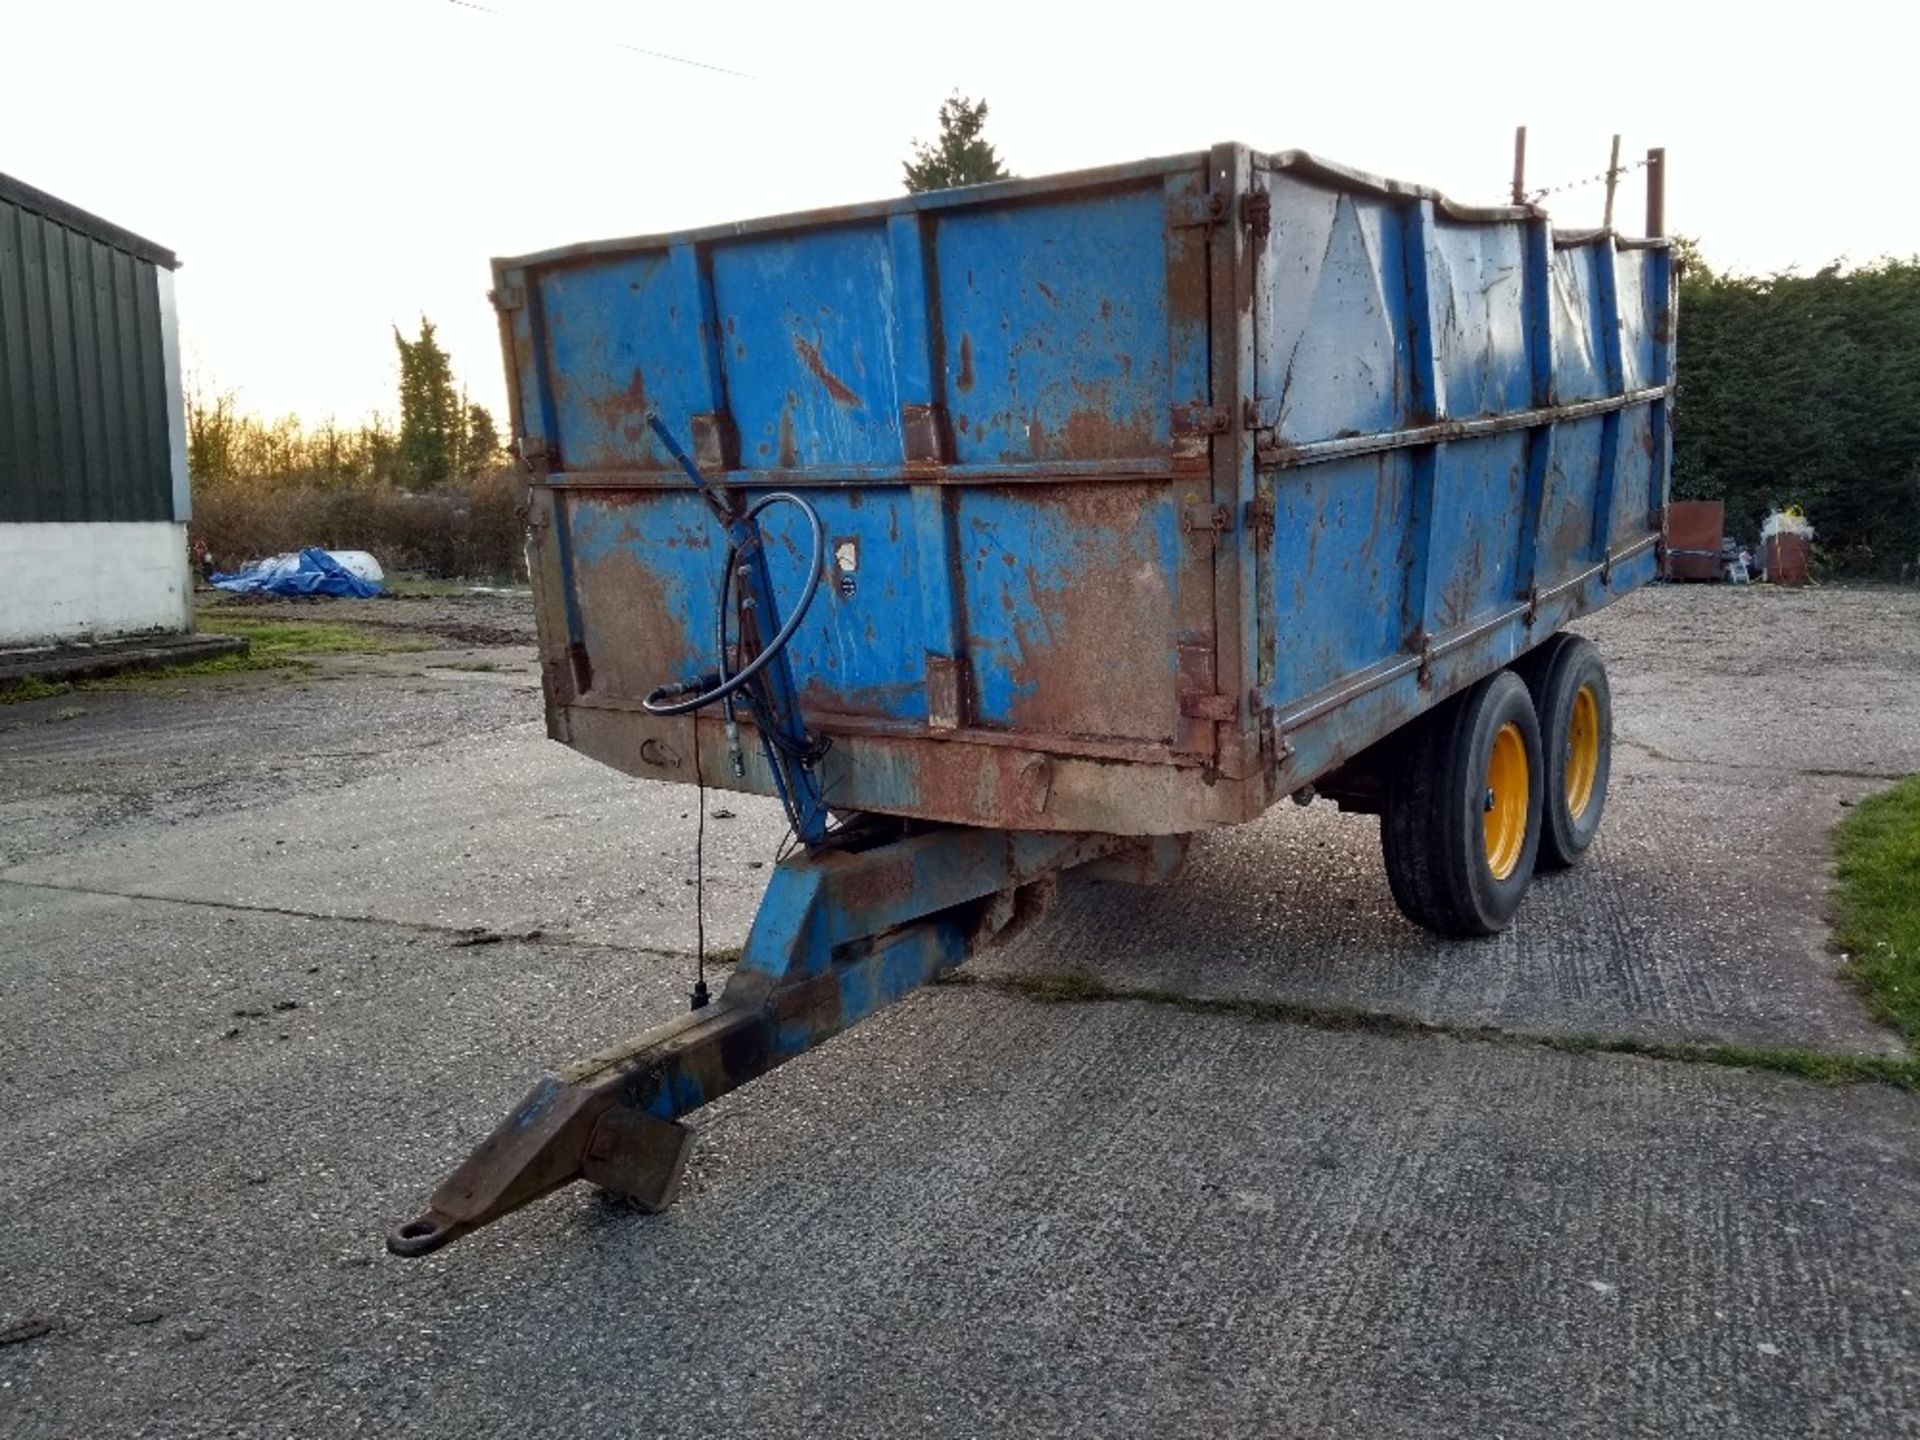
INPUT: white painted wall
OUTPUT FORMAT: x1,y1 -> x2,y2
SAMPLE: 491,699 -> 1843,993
157,269 -> 191,524
0,521 -> 192,645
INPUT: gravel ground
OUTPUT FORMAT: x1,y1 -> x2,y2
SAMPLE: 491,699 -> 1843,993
1,581 -> 1916,1437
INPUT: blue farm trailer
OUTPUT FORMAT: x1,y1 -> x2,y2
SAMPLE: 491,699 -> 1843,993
390,144 -> 1673,1254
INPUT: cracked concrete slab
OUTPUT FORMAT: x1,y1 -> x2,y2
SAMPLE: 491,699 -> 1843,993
2,583 -> 1916,1436
1,726 -> 784,955
968,585 -> 1920,1054
971,761 -> 1899,1053
0,893 -> 1914,1439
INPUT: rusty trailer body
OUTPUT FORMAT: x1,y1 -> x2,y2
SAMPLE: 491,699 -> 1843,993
388,144 -> 1672,1254
500,145 -> 1671,835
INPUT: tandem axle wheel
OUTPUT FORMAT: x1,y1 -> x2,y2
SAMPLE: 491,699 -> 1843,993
1379,643 -> 1613,937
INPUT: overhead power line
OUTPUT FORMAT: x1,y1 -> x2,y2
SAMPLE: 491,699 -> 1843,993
445,0 -> 760,81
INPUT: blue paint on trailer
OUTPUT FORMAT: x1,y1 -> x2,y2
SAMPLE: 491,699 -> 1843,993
382,145 -> 1677,1256
498,144 -> 1671,835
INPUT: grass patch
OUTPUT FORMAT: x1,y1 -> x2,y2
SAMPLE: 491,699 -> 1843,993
1,652 -> 300,705
1,616 -> 419,705
0,676 -> 72,705
1833,775 -> 1920,1046
195,615 -> 427,657
941,969 -> 1920,1091
429,660 -> 502,673
120,651 -> 312,682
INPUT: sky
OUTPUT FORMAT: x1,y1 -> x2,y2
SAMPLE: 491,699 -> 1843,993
5,0 -> 1912,426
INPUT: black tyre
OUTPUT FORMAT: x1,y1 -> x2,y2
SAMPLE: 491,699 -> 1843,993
1381,669 -> 1544,936
1517,634 -> 1611,871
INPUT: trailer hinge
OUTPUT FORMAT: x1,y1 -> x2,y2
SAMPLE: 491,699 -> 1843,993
1179,691 -> 1238,723
1182,502 -> 1232,549
1168,191 -> 1230,228
1246,494 -> 1276,545
1258,708 -> 1293,774
1171,403 -> 1232,437
1523,584 -> 1541,627
489,283 -> 526,313
1242,190 -> 1272,242
1416,631 -> 1435,688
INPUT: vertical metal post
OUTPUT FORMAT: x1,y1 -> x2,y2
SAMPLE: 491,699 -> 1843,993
1514,216 -> 1555,619
1401,198 -> 1444,666
1601,134 -> 1623,229
1511,126 -> 1528,206
886,213 -> 966,730
1647,144 -> 1672,536
1645,147 -> 1667,238
1200,142 -> 1255,765
1589,239 -> 1626,567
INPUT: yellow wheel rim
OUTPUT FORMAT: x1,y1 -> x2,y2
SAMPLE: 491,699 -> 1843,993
1566,684 -> 1600,820
1482,721 -> 1529,881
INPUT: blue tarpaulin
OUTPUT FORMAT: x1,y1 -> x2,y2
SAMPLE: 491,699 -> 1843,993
209,548 -> 385,598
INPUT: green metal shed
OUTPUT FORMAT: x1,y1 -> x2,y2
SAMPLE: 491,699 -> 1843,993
0,171 -> 189,644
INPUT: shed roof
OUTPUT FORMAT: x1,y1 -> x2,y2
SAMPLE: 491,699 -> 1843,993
0,171 -> 178,270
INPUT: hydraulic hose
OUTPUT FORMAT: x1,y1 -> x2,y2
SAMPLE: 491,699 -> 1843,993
642,491 -> 825,716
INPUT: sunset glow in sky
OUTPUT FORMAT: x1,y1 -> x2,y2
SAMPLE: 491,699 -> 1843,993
7,0 -> 1910,426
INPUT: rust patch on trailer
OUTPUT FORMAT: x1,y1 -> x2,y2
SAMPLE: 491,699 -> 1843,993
900,404 -> 952,465
1359,455 -> 1390,562
590,367 -> 652,436
836,852 -> 916,913
996,484 -> 1179,745
1062,403 -> 1157,460
892,738 -> 1201,833
925,653 -> 966,730
1543,456 -> 1590,571
956,334 -> 976,394
778,402 -> 799,469
1435,537 -> 1484,631
796,676 -> 923,724
570,510 -> 705,698
793,337 -> 859,407
1012,391 -> 1159,465
1166,236 -> 1207,323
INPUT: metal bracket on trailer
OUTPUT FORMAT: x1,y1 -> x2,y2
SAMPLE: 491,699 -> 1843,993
387,823 -> 1137,1256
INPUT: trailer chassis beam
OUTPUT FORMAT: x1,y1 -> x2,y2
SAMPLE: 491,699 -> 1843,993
387,823 -> 1163,1256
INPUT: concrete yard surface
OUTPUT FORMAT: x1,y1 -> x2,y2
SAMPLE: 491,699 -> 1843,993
1,583 -> 1917,1437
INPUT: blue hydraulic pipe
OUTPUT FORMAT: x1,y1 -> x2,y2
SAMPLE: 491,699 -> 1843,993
646,416 -> 831,845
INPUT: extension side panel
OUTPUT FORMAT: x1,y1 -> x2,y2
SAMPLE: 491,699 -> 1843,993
1248,154 -> 1672,795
